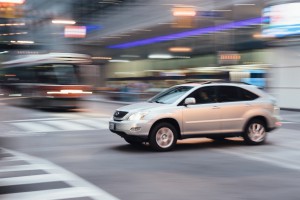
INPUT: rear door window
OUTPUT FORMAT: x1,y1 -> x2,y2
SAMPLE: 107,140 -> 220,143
217,86 -> 258,102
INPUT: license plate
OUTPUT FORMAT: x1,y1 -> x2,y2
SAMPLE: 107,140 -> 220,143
109,122 -> 115,130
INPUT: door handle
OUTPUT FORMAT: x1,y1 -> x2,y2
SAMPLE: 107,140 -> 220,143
212,106 -> 219,109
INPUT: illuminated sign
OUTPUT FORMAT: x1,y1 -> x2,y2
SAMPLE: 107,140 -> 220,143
172,6 -> 197,28
0,2 -> 23,18
64,26 -> 86,38
0,0 -> 25,4
218,51 -> 241,65
262,2 -> 300,37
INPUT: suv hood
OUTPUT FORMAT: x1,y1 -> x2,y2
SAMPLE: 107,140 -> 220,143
117,102 -> 168,113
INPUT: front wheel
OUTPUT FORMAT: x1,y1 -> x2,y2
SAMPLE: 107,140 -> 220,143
243,119 -> 267,145
149,122 -> 178,152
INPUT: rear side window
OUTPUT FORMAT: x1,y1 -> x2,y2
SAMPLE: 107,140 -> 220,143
217,86 -> 258,102
239,87 -> 259,101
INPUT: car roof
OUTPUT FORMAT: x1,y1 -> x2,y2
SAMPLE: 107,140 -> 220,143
177,82 -> 264,97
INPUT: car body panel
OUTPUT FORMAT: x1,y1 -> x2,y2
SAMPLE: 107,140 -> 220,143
182,103 -> 221,134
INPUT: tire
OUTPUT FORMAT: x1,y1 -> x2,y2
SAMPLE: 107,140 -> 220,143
124,137 -> 144,147
243,119 -> 267,145
149,122 -> 178,152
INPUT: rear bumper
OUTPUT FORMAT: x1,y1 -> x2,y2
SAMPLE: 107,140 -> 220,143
268,115 -> 282,132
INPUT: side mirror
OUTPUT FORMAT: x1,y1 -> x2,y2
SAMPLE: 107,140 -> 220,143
184,97 -> 196,106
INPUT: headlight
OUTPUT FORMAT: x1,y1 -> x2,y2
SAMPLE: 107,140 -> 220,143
128,111 -> 149,121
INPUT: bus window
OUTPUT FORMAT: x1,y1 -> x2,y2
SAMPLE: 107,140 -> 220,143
36,64 -> 78,85
36,65 -> 57,84
53,64 -> 79,85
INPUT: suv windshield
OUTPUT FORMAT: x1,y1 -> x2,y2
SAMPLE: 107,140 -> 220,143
148,86 -> 193,104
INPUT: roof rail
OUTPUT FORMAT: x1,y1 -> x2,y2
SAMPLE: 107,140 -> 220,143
201,81 -> 212,85
184,80 -> 255,86
202,81 -> 253,85
185,81 -> 212,84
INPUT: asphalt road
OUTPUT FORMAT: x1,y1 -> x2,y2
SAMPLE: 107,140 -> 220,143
0,99 -> 300,200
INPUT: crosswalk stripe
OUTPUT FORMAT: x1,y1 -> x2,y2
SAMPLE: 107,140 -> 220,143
0,164 -> 52,173
0,148 -> 119,200
0,174 -> 70,186
41,120 -> 95,131
2,118 -> 67,123
72,119 -> 108,129
0,132 -> 46,137
0,187 -> 116,200
11,122 -> 60,133
0,157 -> 23,162
6,118 -> 110,134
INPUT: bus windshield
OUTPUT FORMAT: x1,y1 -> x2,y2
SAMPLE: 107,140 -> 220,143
37,64 -> 79,85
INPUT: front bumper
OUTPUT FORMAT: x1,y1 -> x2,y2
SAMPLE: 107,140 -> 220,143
109,119 -> 152,138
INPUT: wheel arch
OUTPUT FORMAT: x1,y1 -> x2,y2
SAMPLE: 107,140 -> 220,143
149,118 -> 181,139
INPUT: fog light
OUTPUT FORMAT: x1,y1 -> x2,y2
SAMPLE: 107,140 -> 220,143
130,127 -> 141,132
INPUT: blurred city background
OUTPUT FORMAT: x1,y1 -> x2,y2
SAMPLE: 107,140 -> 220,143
0,0 -> 300,200
0,0 -> 299,109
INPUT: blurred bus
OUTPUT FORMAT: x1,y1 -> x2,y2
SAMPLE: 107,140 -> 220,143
0,53 -> 93,109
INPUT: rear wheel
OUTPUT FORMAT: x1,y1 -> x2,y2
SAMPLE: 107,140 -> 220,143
149,122 -> 177,152
243,119 -> 267,145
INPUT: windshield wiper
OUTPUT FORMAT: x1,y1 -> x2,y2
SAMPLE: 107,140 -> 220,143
148,100 -> 165,104
155,100 -> 165,104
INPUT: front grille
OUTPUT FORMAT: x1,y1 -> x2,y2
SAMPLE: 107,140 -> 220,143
113,111 -> 128,118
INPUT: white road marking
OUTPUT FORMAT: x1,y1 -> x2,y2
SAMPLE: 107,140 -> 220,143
0,156 -> 24,162
281,121 -> 299,124
4,117 -> 110,135
0,131 -> 46,137
1,148 -> 119,200
0,164 -> 52,173
0,187 -> 115,200
42,120 -> 95,131
72,119 -> 108,129
214,148 -> 300,171
0,174 -> 70,186
11,122 -> 60,132
81,113 -> 111,118
2,118 -> 67,123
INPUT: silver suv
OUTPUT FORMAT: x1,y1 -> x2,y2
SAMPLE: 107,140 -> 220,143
109,82 -> 281,151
